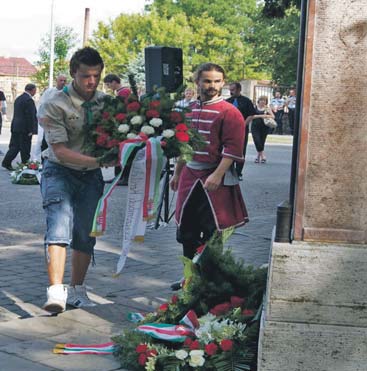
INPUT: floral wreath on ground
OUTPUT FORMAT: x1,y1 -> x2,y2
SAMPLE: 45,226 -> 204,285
112,230 -> 267,370
11,160 -> 42,185
84,76 -> 205,163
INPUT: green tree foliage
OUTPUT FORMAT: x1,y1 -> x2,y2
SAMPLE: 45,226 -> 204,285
250,5 -> 300,84
91,0 -> 300,85
33,25 -> 78,91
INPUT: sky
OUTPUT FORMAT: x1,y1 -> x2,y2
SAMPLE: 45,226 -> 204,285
0,0 -> 146,63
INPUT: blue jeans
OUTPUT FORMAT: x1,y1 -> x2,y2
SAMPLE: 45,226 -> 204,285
40,160 -> 104,255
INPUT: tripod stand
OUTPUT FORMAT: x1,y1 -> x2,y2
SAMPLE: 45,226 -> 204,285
154,159 -> 175,229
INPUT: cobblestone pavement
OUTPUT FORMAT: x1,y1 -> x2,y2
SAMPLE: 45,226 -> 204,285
0,123 -> 292,370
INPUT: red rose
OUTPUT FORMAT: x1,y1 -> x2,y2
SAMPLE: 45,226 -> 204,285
136,344 -> 148,353
127,102 -> 141,112
95,126 -> 107,134
242,309 -> 254,317
115,113 -> 127,122
220,339 -> 233,352
158,303 -> 169,312
146,349 -> 158,358
196,244 -> 206,254
106,139 -> 120,148
102,111 -> 110,120
170,111 -> 183,123
189,340 -> 200,350
205,343 -> 218,356
175,123 -> 188,132
96,133 -> 109,146
184,337 -> 193,347
175,132 -> 190,142
230,296 -> 245,308
146,109 -> 160,119
138,353 -> 147,365
149,100 -> 160,109
29,163 -> 38,170
209,302 -> 232,316
171,295 -> 178,304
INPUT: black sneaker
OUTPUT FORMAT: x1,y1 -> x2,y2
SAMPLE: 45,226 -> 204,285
2,164 -> 14,171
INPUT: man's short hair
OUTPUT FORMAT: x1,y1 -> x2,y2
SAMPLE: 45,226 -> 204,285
25,83 -> 36,92
103,74 -> 121,84
230,82 -> 242,91
194,63 -> 226,82
69,47 -> 104,75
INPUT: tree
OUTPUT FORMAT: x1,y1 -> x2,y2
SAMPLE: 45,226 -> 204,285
250,5 -> 300,84
33,25 -> 78,91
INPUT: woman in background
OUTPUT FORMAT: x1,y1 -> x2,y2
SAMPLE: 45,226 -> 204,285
251,96 -> 275,163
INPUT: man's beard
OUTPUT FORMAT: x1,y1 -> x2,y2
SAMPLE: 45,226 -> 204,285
202,87 -> 221,100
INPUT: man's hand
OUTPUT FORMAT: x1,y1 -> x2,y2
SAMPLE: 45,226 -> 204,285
170,174 -> 180,191
203,172 -> 222,192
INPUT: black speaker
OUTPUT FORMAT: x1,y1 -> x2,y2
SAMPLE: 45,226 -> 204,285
145,46 -> 183,93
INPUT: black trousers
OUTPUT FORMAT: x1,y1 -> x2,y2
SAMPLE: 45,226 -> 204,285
288,108 -> 295,135
176,182 -> 216,259
274,110 -> 284,135
252,121 -> 269,153
235,125 -> 249,177
2,132 -> 32,166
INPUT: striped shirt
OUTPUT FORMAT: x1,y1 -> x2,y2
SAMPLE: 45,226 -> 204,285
188,97 -> 245,165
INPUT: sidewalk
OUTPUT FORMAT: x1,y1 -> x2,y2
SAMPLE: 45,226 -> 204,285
0,125 -> 292,370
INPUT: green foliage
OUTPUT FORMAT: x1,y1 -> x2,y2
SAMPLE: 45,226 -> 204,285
33,25 -> 78,90
250,5 -> 300,84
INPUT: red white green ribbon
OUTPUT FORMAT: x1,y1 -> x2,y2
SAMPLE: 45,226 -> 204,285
137,323 -> 194,342
53,342 -> 115,355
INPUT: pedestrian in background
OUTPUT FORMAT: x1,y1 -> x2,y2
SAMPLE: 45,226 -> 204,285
226,82 -> 256,180
2,83 -> 37,171
251,95 -> 274,164
175,87 -> 196,109
39,47 -> 108,314
270,90 -> 285,135
286,88 -> 296,135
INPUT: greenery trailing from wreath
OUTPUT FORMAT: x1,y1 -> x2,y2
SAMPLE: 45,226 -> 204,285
112,230 -> 267,370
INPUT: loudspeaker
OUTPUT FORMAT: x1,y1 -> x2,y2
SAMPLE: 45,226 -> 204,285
145,46 -> 183,93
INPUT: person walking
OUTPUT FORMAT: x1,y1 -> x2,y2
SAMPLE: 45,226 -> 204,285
0,88 -> 5,155
170,63 -> 248,290
2,84 -> 37,170
33,74 -> 68,162
39,47 -> 108,313
251,95 -> 275,164
226,82 -> 256,180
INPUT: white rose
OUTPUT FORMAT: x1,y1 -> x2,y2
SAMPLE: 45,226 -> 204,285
189,350 -> 205,367
118,124 -> 130,133
149,118 -> 163,127
127,133 -> 138,139
23,166 -> 28,170
141,125 -> 155,135
162,129 -> 175,138
131,115 -> 143,125
175,349 -> 188,360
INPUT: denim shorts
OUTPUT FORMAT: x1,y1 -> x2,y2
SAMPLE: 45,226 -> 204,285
40,160 -> 104,255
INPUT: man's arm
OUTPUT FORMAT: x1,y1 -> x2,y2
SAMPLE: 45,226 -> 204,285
170,159 -> 186,191
51,143 -> 100,169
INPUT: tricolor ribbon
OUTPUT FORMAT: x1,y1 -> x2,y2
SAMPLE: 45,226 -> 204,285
53,342 -> 115,355
90,134 -> 166,275
137,310 -> 199,342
